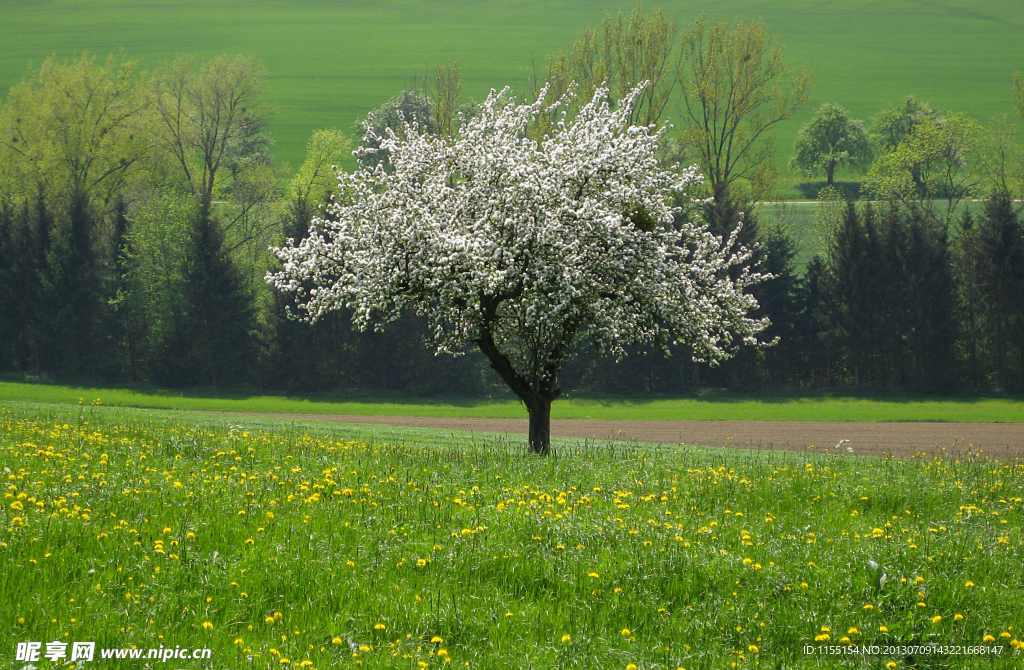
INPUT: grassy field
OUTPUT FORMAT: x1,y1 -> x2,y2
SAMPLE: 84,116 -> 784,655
1,0 -> 1021,172
2,380 -> 1024,423
0,401 -> 1021,668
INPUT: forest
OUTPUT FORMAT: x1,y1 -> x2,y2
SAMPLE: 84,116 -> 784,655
1,9 -> 1022,395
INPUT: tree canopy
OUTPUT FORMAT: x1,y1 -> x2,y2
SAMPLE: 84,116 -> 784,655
677,14 -> 809,204
789,102 -> 872,186
269,84 -> 769,453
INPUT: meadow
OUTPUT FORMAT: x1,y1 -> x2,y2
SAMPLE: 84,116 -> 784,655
1,0 -> 1021,171
3,380 -> 1024,423
1,400 -> 1021,668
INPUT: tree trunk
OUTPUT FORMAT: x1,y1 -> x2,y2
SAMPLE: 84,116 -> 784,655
527,395 -> 552,455
826,161 -> 836,187
473,312 -> 560,456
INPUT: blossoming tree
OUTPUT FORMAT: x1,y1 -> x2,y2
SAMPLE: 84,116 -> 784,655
268,84 -> 768,454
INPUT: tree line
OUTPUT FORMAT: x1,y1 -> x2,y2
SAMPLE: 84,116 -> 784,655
1,8 -> 1023,394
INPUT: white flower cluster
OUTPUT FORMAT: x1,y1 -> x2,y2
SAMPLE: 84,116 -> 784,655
268,83 -> 768,391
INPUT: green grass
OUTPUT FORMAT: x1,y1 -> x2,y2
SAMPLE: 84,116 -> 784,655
2,0 -> 1021,172
2,379 -> 1024,423
1,401 -> 1021,668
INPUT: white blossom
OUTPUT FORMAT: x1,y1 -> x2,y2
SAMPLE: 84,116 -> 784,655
268,83 -> 769,451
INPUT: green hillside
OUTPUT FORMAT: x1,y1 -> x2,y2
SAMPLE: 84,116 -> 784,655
2,0 -> 1021,170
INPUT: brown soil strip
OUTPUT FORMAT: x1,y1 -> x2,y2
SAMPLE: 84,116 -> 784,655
216,412 -> 1024,460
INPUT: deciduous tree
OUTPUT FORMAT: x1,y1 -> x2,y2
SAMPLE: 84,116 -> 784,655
790,103 -> 872,186
677,14 -> 809,204
152,54 -> 268,211
863,112 -> 983,218
872,96 -> 941,154
0,53 -> 150,209
539,5 -> 680,129
269,84 -> 768,454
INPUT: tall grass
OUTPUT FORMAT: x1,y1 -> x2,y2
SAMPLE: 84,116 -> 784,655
1,402 -> 1021,668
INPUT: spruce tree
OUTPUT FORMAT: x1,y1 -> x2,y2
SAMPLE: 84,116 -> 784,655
977,190 -> 1024,389
37,193 -> 103,377
161,206 -> 255,386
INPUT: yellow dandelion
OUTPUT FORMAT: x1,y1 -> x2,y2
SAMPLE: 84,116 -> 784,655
265,616 -> 276,625
331,637 -> 343,645
747,644 -> 758,653
274,612 -> 283,621
742,558 -> 752,566
626,664 -> 638,670
965,581 -> 975,587
431,636 -> 443,644
863,603 -> 873,610
162,527 -> 172,534
932,616 -> 942,624
202,621 -> 213,631
234,638 -> 244,645
374,623 -> 386,630
886,663 -> 897,670
621,628 -> 631,637
953,614 -> 964,622
983,634 -> 995,643
848,627 -> 859,635
561,634 -> 571,644
879,626 -> 889,633
588,572 -> 600,578
279,658 -> 290,664
1000,631 -> 1011,639
437,649 -> 449,659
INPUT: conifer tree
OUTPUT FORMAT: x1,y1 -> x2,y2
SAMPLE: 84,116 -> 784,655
161,206 -> 255,386
977,190 -> 1024,389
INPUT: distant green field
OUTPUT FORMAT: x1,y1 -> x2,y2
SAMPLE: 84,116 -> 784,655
1,0 -> 1021,172
2,380 -> 1023,423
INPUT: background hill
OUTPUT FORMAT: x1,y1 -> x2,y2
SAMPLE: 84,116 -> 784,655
2,0 -> 1022,170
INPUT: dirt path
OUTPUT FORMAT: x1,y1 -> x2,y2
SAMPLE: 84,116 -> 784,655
217,412 -> 1024,460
